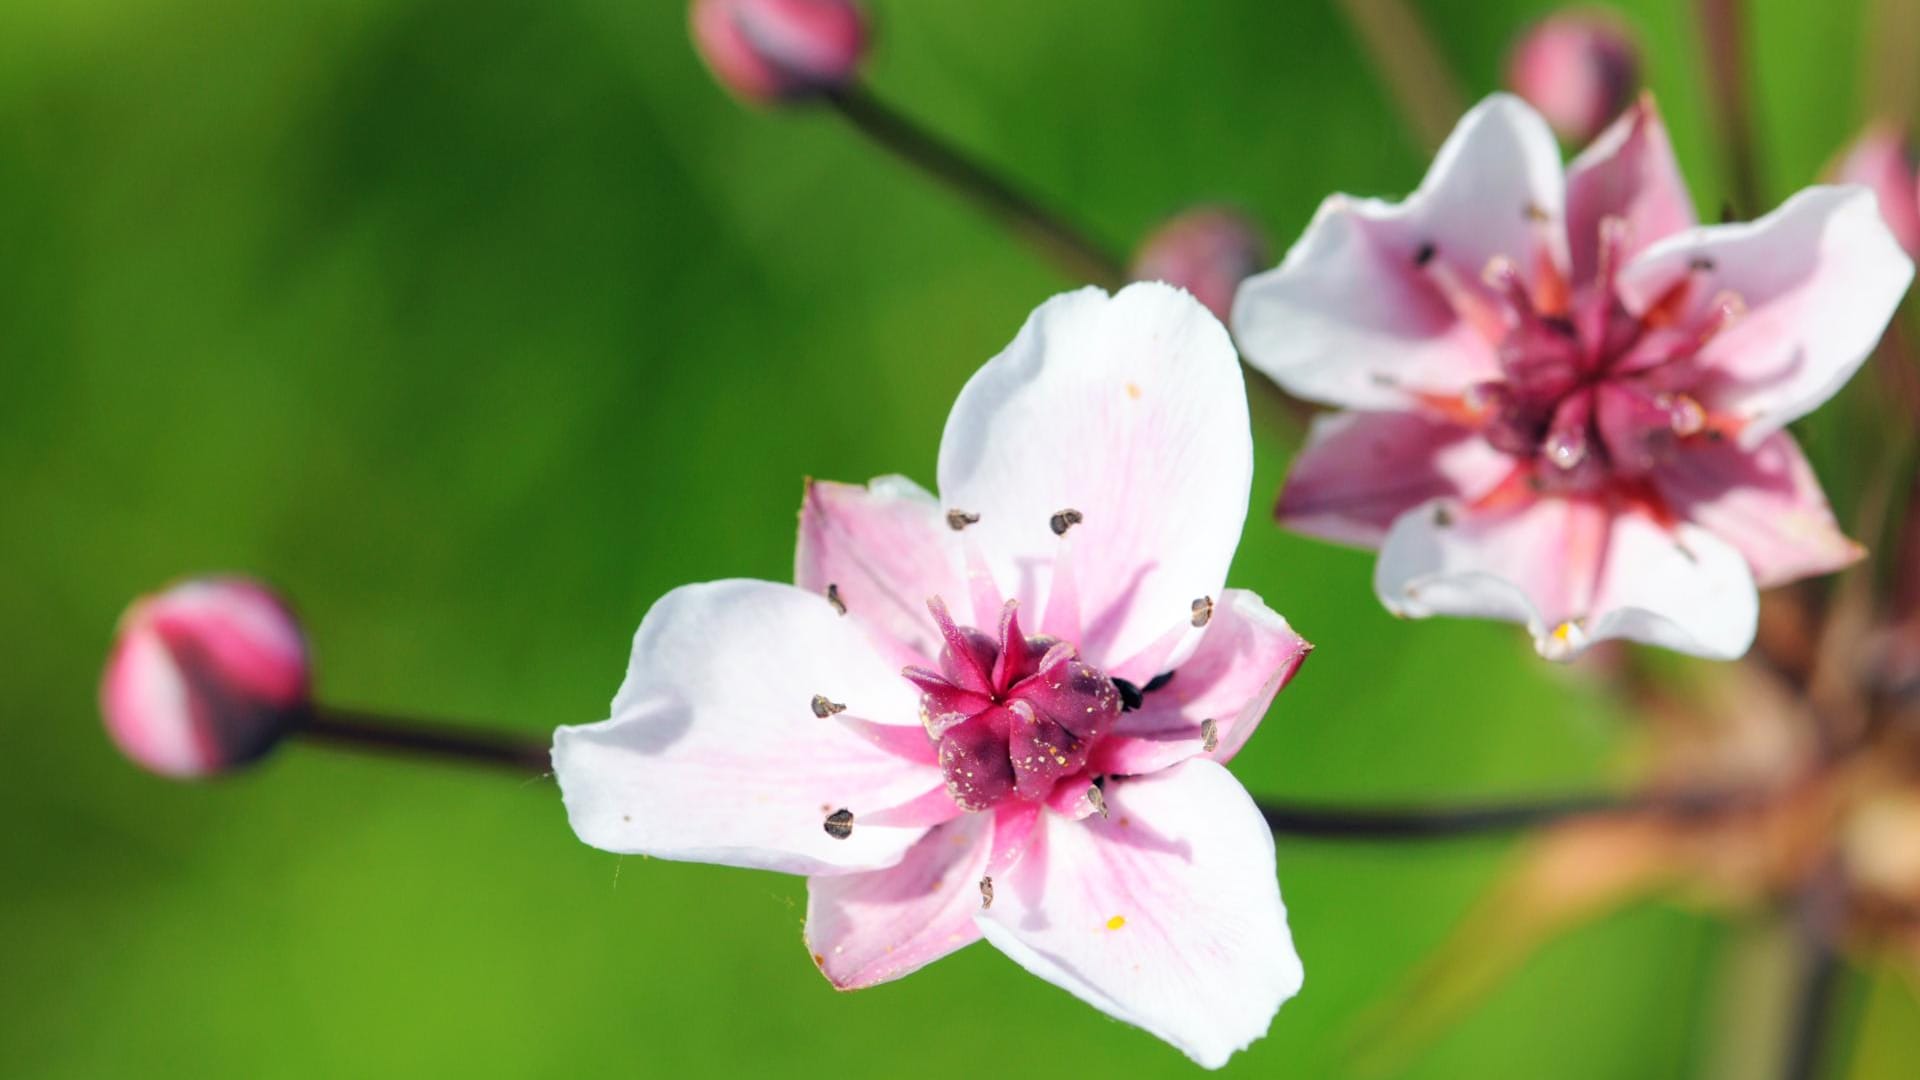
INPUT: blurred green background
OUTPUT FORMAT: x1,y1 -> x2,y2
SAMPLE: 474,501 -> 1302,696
4,0 -> 1915,1075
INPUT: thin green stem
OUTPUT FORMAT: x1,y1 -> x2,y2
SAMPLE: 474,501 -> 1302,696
824,85 -> 1127,289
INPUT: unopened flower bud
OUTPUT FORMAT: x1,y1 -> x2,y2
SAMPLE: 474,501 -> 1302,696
100,577 -> 311,779
688,0 -> 869,105
1130,207 -> 1268,323
1505,12 -> 1640,145
1830,124 -> 1920,261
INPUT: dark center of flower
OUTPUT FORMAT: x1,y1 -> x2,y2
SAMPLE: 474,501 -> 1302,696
1421,216 -> 1744,495
902,597 -> 1122,812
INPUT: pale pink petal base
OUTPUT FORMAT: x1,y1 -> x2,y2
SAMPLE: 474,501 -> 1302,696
936,283 -> 1251,675
1564,96 -> 1696,282
974,759 -> 1303,1069
1277,411 -> 1513,546
1097,591 -> 1310,776
796,475 -> 966,668
805,811 -> 992,989
552,580 -> 945,876
1617,186 -> 1915,442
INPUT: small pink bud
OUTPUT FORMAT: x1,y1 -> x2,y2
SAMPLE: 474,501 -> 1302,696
100,577 -> 311,779
1505,11 -> 1641,145
688,0 -> 869,105
1130,207 -> 1269,323
1830,124 -> 1920,261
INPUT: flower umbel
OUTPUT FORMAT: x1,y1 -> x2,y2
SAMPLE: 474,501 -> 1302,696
553,284 -> 1309,1067
1234,93 -> 1914,661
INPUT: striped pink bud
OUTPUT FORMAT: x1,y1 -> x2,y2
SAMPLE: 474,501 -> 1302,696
689,0 -> 869,105
100,577 -> 310,778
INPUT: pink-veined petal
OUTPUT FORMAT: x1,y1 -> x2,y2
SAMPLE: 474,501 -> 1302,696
1616,186 -> 1914,443
1376,496 -> 1757,660
1565,95 -> 1697,285
1233,94 -> 1566,410
1654,432 -> 1862,588
1096,591 -> 1310,776
974,759 -> 1302,1069
1276,410 -> 1514,547
552,580 -> 940,876
935,283 -> 1251,676
796,474 -> 965,667
804,810 -> 992,989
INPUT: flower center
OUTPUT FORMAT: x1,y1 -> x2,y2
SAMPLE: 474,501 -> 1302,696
1421,217 -> 1743,494
903,597 -> 1122,812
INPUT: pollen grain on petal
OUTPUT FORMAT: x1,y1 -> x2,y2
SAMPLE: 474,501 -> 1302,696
946,509 -> 981,531
825,583 -> 847,615
1105,914 -> 1126,931
1201,717 -> 1219,753
823,808 -> 854,839
1049,508 -> 1084,536
1190,596 -> 1214,627
979,875 -> 994,910
810,694 -> 846,718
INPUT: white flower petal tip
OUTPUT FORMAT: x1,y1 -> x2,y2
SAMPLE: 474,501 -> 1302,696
1618,184 -> 1915,446
974,760 -> 1302,1068
1233,95 -> 1564,411
938,281 -> 1252,675
551,579 -> 943,877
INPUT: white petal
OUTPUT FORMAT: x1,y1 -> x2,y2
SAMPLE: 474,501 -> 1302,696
1234,94 -> 1566,410
795,475 -> 966,667
804,811 -> 991,989
1376,496 -> 1757,660
1616,185 -> 1915,443
975,759 -> 1302,1069
936,283 -> 1251,674
1585,512 -> 1759,660
552,580 -> 941,876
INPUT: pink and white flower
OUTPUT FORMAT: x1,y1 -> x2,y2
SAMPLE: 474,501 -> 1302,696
553,284 -> 1309,1067
1234,94 -> 1914,661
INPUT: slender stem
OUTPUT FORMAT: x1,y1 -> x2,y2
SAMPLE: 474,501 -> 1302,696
299,705 -> 551,774
1255,789 -> 1733,840
1695,0 -> 1763,217
1336,0 -> 1467,153
292,708 -> 1749,845
824,85 -> 1127,289
1782,873 -> 1847,1080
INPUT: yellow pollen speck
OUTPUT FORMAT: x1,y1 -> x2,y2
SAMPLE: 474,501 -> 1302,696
1125,382 -> 1142,400
1106,915 -> 1127,931
1551,622 -> 1574,642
